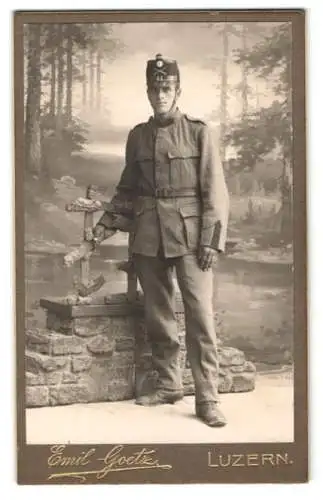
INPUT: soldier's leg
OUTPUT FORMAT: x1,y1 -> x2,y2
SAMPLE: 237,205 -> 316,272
175,253 -> 219,404
133,253 -> 182,392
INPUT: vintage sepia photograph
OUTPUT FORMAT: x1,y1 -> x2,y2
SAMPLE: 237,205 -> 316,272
15,10 -> 307,484
23,19 -> 295,444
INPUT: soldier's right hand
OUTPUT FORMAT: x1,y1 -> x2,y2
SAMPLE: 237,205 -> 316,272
198,245 -> 218,271
92,224 -> 106,244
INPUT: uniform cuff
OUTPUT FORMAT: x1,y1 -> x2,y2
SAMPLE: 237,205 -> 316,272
200,221 -> 222,250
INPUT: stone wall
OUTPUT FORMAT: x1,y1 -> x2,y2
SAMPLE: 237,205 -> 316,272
25,295 -> 256,408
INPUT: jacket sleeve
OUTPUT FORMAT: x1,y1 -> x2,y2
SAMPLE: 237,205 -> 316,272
198,125 -> 230,252
97,128 -> 137,229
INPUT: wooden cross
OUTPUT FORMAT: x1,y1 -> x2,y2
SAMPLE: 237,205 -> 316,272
65,184 -> 138,301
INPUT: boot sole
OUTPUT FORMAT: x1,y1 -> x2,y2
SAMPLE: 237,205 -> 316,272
135,394 -> 184,406
196,415 -> 227,427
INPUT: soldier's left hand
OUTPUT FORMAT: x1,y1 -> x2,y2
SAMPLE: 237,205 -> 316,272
198,246 -> 218,271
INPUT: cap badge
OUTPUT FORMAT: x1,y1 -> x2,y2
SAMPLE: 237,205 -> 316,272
156,59 -> 164,68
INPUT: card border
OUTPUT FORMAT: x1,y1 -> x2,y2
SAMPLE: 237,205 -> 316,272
14,9 -> 308,484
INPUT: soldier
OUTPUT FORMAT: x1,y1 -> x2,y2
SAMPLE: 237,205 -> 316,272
93,54 -> 230,427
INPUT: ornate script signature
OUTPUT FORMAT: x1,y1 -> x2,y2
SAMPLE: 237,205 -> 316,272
47,444 -> 172,482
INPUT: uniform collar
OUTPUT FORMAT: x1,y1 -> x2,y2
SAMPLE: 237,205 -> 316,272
149,108 -> 182,127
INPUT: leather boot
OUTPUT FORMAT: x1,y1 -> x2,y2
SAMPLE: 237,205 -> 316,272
196,402 -> 227,427
136,389 -> 184,406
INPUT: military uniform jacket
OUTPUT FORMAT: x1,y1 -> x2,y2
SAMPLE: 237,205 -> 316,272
99,110 -> 230,257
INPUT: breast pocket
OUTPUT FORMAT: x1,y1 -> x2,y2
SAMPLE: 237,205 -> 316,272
167,148 -> 200,189
179,203 -> 201,249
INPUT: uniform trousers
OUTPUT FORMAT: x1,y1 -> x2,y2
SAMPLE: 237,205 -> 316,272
133,252 -> 219,404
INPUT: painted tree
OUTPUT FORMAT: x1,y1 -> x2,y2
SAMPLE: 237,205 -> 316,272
56,24 -> 65,137
240,23 -> 249,118
48,24 -> 57,117
218,23 -> 230,165
81,50 -> 87,107
24,24 -> 42,176
203,22 -> 254,166
225,22 -> 293,240
234,23 -> 271,118
86,23 -> 121,110
65,24 -> 73,122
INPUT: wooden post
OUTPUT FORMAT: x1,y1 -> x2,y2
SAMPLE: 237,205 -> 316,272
80,185 -> 94,286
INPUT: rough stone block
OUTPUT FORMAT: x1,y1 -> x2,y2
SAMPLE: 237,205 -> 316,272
49,384 -> 91,405
115,337 -> 135,352
81,359 -> 135,402
244,361 -> 257,372
104,366 -> 133,379
26,330 -> 84,356
76,316 -> 134,340
26,386 -> 49,407
71,355 -> 92,373
62,372 -> 80,384
230,364 -> 247,373
74,317 -> 113,337
183,384 -> 195,396
106,382 -> 134,401
26,351 -> 68,373
109,317 -> 134,338
26,329 -> 50,354
218,346 -> 246,366
87,336 -> 115,355
46,312 -> 74,334
26,371 -> 62,386
113,352 -> 135,366
231,372 -> 256,393
218,373 -> 233,393
51,335 -> 84,355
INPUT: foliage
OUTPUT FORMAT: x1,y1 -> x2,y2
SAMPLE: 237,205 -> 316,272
225,23 -> 292,173
41,113 -> 89,154
225,99 -> 291,172
233,23 -> 292,95
62,117 -> 89,153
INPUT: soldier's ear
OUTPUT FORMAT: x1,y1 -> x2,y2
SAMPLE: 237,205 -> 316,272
176,87 -> 182,99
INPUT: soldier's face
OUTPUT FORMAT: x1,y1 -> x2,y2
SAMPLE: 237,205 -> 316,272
147,82 -> 181,115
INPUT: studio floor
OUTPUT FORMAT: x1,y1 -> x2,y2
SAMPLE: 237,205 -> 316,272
26,370 -> 293,444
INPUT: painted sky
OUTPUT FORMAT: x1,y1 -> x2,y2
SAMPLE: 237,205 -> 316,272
72,22 -> 285,130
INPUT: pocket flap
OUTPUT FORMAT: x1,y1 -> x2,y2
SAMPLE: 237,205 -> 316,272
167,147 -> 200,160
179,204 -> 201,218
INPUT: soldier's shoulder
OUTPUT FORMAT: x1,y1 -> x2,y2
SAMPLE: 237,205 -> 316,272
132,120 -> 148,130
183,114 -> 208,127
129,120 -> 150,137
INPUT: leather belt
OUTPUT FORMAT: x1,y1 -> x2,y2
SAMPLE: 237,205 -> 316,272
137,187 -> 199,198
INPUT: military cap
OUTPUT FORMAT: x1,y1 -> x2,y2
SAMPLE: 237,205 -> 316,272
146,54 -> 180,86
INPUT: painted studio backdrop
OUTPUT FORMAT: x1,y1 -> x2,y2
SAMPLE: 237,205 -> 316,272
23,22 -> 294,443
